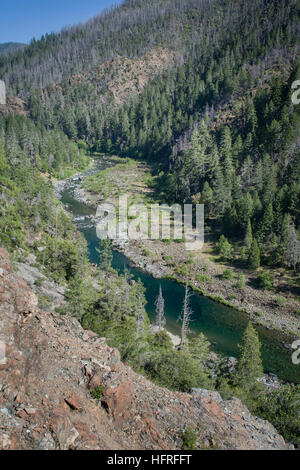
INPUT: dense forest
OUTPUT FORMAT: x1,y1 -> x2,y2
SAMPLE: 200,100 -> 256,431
3,0 -> 289,92
0,0 -> 299,446
4,0 -> 297,273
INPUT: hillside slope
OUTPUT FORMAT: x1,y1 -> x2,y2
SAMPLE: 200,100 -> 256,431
0,43 -> 25,56
0,248 -> 292,450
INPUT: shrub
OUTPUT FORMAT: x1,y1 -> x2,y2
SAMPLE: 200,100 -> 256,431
91,386 -> 104,399
176,265 -> 188,276
186,254 -> 195,265
181,426 -> 198,450
145,349 -> 210,392
276,296 -> 286,307
221,268 -> 234,280
255,271 -> 274,290
254,385 -> 300,447
143,247 -> 150,257
216,235 -> 234,261
37,294 -> 51,308
235,273 -> 246,289
196,274 -> 212,282
34,277 -> 44,287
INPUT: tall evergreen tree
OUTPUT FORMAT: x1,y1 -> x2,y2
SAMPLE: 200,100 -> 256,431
97,239 -> 113,272
244,219 -> 253,250
248,239 -> 260,270
234,322 -> 263,389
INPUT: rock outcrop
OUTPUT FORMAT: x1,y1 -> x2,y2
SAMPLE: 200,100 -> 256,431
0,81 -> 27,115
0,96 -> 27,116
0,248 -> 292,450
15,262 -> 65,312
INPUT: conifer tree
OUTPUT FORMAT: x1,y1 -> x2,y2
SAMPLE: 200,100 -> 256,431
234,322 -> 263,388
188,333 -> 210,363
285,223 -> 300,272
257,202 -> 274,242
248,239 -> 260,270
97,239 -> 113,271
244,219 -> 253,250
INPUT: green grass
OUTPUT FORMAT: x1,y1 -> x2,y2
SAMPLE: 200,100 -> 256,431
196,274 -> 212,282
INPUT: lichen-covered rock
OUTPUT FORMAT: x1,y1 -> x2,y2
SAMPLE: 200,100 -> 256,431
0,248 -> 293,450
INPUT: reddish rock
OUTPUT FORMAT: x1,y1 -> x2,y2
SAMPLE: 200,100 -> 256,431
42,397 -> 48,407
102,379 -> 134,424
16,410 -> 28,420
24,407 -> 37,416
88,371 -> 103,391
64,394 -> 83,411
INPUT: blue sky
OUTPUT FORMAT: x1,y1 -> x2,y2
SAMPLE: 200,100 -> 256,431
0,0 -> 122,44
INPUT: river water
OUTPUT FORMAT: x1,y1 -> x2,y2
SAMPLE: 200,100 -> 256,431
61,157 -> 300,384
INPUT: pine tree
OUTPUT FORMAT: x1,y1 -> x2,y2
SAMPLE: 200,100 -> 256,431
200,181 -> 213,215
188,333 -> 210,363
244,219 -> 253,250
217,234 -> 234,261
234,322 -> 263,388
97,239 -> 113,271
285,223 -> 300,272
237,192 -> 254,230
257,202 -> 274,242
248,239 -> 260,270
0,139 -> 8,174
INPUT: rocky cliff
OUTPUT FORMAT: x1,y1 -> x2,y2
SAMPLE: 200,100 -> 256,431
0,78 -> 27,115
0,248 -> 292,450
0,96 -> 27,116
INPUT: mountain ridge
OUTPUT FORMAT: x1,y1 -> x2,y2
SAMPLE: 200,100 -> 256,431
0,42 -> 26,55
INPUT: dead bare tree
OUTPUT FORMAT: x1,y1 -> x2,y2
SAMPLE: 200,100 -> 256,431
155,284 -> 166,331
136,295 -> 145,339
179,283 -> 192,351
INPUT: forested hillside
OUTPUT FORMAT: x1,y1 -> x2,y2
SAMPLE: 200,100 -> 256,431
2,0 -> 297,273
2,0 -> 278,92
0,43 -> 25,56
